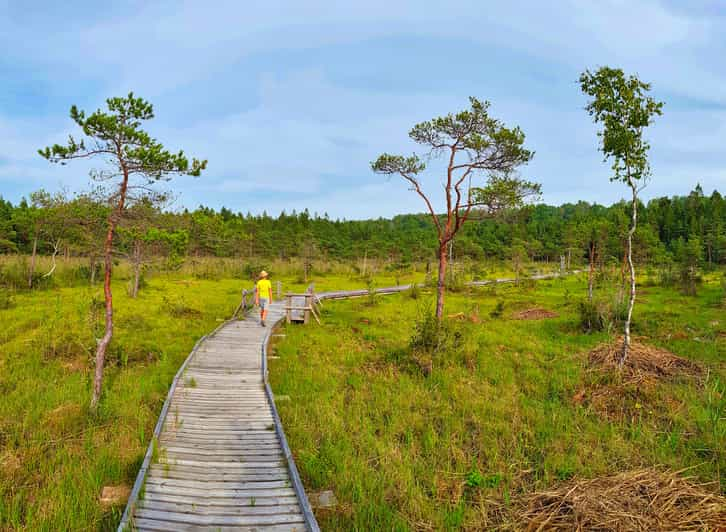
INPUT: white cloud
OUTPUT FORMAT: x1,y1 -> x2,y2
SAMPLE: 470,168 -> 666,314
1,0 -> 724,216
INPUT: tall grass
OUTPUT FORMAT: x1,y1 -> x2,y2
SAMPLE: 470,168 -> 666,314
1,253 -> 565,292
270,274 -> 726,530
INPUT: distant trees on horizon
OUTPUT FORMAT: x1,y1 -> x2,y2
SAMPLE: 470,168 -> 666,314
1,184 -> 724,270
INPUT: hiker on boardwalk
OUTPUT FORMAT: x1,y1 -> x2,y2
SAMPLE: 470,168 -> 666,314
255,270 -> 273,326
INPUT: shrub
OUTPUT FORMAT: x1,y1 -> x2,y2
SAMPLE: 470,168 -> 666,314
365,278 -> 378,307
674,237 -> 702,296
679,268 -> 702,296
579,297 -> 627,333
37,328 -> 90,360
446,271 -> 467,293
410,309 -> 445,353
578,298 -> 607,332
409,306 -> 462,364
490,301 -> 505,318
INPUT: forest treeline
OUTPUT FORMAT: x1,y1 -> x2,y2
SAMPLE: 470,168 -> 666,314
0,184 -> 724,269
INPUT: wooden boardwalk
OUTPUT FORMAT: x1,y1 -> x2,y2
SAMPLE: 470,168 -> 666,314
120,270 -> 577,531
119,302 -> 318,531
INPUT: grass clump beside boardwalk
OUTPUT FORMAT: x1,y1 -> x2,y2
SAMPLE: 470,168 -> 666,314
269,274 -> 726,530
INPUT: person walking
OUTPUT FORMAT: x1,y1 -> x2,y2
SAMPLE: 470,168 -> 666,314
255,270 -> 273,326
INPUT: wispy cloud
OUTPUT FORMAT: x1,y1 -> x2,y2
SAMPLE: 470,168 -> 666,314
0,0 -> 724,218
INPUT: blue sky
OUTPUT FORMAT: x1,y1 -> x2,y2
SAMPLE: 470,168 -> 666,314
1,0 -> 725,219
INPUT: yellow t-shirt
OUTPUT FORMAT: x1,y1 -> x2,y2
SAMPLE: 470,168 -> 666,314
256,279 -> 272,300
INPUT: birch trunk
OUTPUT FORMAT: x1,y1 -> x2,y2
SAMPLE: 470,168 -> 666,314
620,184 -> 638,366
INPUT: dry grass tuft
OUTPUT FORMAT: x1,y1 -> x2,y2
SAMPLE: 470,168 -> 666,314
0,450 -> 22,478
589,338 -> 703,383
514,468 -> 726,531
513,308 -> 559,320
61,357 -> 88,373
580,339 -> 703,421
99,485 -> 131,508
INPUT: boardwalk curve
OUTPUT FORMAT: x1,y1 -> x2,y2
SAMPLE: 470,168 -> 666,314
120,271 -> 575,530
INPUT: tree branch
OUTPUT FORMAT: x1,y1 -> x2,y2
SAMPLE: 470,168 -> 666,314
401,172 -> 442,236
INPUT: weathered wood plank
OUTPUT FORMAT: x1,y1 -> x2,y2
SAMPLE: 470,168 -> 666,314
140,492 -> 299,507
137,500 -> 302,516
143,483 -> 296,498
171,402 -> 271,408
156,458 -> 285,469
164,418 -> 275,427
148,465 -> 291,478
145,478 -> 290,490
172,397 -> 268,403
146,468 -> 289,483
157,440 -> 280,450
132,517 -> 306,532
159,433 -> 279,443
134,509 -> 305,527
161,445 -> 282,455
161,428 -> 278,437
169,412 -> 274,421
161,450 -> 284,462
172,394 -> 268,401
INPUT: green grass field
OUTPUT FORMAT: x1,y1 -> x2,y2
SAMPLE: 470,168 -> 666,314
0,257 -> 430,530
0,259 -> 723,530
269,274 -> 726,530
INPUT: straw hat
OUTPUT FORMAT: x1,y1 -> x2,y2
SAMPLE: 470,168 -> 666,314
259,270 -> 269,278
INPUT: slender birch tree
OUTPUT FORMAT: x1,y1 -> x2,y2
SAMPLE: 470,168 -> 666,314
580,67 -> 663,364
372,97 -> 538,319
40,93 -> 206,410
